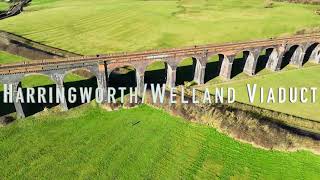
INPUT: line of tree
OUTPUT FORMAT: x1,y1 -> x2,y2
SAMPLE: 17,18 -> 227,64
273,0 -> 320,5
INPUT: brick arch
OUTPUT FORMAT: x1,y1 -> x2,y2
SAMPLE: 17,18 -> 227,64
144,60 -> 168,87
260,45 -> 278,52
176,56 -> 197,66
209,53 -> 231,62
234,49 -> 255,56
205,53 -> 227,65
231,50 -> 259,77
175,56 -> 198,86
145,59 -> 168,67
303,42 -> 320,64
256,47 -> 279,73
265,47 -> 279,58
201,53 -> 226,83
23,72 -> 51,79
305,42 -> 320,50
107,63 -> 138,92
21,72 -> 56,88
286,44 -> 306,57
107,63 -> 138,76
62,67 -> 99,109
18,72 -> 59,117
64,67 -> 98,80
281,44 -> 304,68
286,44 -> 302,51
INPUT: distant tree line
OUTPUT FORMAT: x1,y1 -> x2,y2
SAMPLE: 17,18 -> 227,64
273,0 -> 320,5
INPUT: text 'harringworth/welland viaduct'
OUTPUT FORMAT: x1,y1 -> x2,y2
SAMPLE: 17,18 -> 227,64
1,33 -> 320,118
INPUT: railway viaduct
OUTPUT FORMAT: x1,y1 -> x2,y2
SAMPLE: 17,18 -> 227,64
1,33 -> 320,118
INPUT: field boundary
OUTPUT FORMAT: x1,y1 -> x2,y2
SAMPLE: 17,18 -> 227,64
188,88 -> 320,134
0,30 -> 80,60
142,90 -> 320,154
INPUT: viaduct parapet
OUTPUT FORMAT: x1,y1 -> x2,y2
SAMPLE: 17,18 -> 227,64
1,33 -> 320,118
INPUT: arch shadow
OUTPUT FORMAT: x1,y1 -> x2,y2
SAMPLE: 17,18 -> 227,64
64,75 -> 97,109
204,55 -> 222,83
0,77 -> 101,118
108,66 -> 137,98
303,43 -> 319,65
231,51 -> 248,78
20,74 -> 58,117
255,48 -> 274,74
176,57 -> 196,86
281,45 -> 299,69
144,61 -> 167,88
0,83 -> 16,117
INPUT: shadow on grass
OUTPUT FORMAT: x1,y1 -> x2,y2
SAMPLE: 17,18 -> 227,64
175,59 -> 196,86
0,51 -> 290,117
204,60 -> 222,83
145,68 -> 167,87
0,78 -> 98,117
281,45 -> 299,69
231,57 -> 246,78
255,49 -> 273,74
303,43 -> 319,65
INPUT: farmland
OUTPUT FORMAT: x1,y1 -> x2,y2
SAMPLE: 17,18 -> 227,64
0,0 -> 319,54
0,104 -> 319,179
0,0 -> 320,179
0,50 -> 27,64
0,1 -> 8,11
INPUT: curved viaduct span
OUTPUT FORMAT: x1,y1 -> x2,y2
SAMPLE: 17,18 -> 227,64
1,33 -> 320,118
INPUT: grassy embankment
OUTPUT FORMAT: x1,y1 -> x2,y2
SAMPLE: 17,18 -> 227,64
0,50 -> 26,64
199,64 -> 320,121
0,104 -> 319,179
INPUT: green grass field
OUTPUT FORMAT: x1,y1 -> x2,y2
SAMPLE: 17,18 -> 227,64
0,51 -> 27,64
0,104 -> 319,179
200,64 -> 320,121
0,1 -> 8,11
0,0 -> 320,178
0,0 -> 319,54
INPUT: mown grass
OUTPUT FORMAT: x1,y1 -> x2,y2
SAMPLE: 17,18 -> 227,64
200,64 -> 320,121
0,0 -> 319,54
0,1 -> 8,11
0,51 -> 27,64
0,104 -> 319,179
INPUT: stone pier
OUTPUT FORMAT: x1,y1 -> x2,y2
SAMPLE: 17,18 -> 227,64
166,63 -> 177,88
11,82 -> 25,119
193,57 -> 207,85
310,45 -> 320,63
219,55 -> 235,80
96,64 -> 108,102
266,46 -> 285,71
134,64 -> 147,97
289,46 -> 306,67
243,49 -> 261,76
50,73 -> 68,111
136,71 -> 144,97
